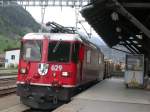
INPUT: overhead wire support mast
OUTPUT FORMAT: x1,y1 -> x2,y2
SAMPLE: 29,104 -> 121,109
40,6 -> 46,32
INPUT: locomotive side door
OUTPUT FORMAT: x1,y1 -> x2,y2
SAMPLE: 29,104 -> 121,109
72,43 -> 84,83
78,44 -> 84,82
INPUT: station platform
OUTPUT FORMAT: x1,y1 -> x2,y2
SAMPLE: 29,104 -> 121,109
54,77 -> 150,112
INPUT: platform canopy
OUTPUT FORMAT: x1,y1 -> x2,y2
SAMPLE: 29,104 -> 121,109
81,0 -> 150,57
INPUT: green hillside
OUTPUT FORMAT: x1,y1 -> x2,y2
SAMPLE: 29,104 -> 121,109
0,4 -> 40,53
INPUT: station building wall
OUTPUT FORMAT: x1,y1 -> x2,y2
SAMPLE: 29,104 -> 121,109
5,49 -> 20,68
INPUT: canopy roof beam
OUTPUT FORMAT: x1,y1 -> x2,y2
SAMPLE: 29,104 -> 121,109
112,0 -> 150,39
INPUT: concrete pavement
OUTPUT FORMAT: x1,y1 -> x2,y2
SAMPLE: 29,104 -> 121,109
54,77 -> 150,112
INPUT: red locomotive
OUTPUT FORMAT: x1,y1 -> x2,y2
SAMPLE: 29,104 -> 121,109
17,29 -> 104,109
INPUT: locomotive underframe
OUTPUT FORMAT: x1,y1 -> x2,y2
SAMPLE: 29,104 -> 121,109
17,84 -> 73,109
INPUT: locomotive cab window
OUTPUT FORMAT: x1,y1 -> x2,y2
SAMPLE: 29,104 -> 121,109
72,43 -> 80,63
21,40 -> 42,61
48,41 -> 71,62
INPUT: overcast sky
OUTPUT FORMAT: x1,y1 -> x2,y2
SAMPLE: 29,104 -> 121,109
26,7 -> 106,45
26,7 -> 76,26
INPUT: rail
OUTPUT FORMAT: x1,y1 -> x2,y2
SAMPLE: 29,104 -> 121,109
0,75 -> 17,80
0,76 -> 17,96
0,85 -> 16,96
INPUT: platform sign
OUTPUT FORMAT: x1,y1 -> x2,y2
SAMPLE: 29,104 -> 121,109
125,54 -> 144,87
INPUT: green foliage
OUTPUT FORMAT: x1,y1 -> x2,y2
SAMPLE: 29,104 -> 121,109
0,35 -> 20,53
0,5 -> 40,53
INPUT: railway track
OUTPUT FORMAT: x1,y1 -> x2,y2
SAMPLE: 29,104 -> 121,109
0,75 -> 17,96
0,73 -> 17,76
0,85 -> 16,96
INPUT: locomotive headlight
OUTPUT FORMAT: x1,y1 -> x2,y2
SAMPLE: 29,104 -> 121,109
38,63 -> 49,76
62,72 -> 69,77
20,68 -> 27,74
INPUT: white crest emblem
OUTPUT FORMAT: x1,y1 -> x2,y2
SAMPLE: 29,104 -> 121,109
38,63 -> 49,76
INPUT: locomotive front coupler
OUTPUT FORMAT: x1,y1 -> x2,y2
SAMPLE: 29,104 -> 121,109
52,81 -> 61,90
24,83 -> 31,91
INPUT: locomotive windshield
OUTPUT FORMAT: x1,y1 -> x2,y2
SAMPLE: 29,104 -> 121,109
48,41 -> 70,62
21,40 -> 42,61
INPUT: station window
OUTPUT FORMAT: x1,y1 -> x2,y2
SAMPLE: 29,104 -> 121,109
86,50 -> 91,63
11,55 -> 15,60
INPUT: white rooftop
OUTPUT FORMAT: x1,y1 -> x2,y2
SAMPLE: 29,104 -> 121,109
23,33 -> 82,42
